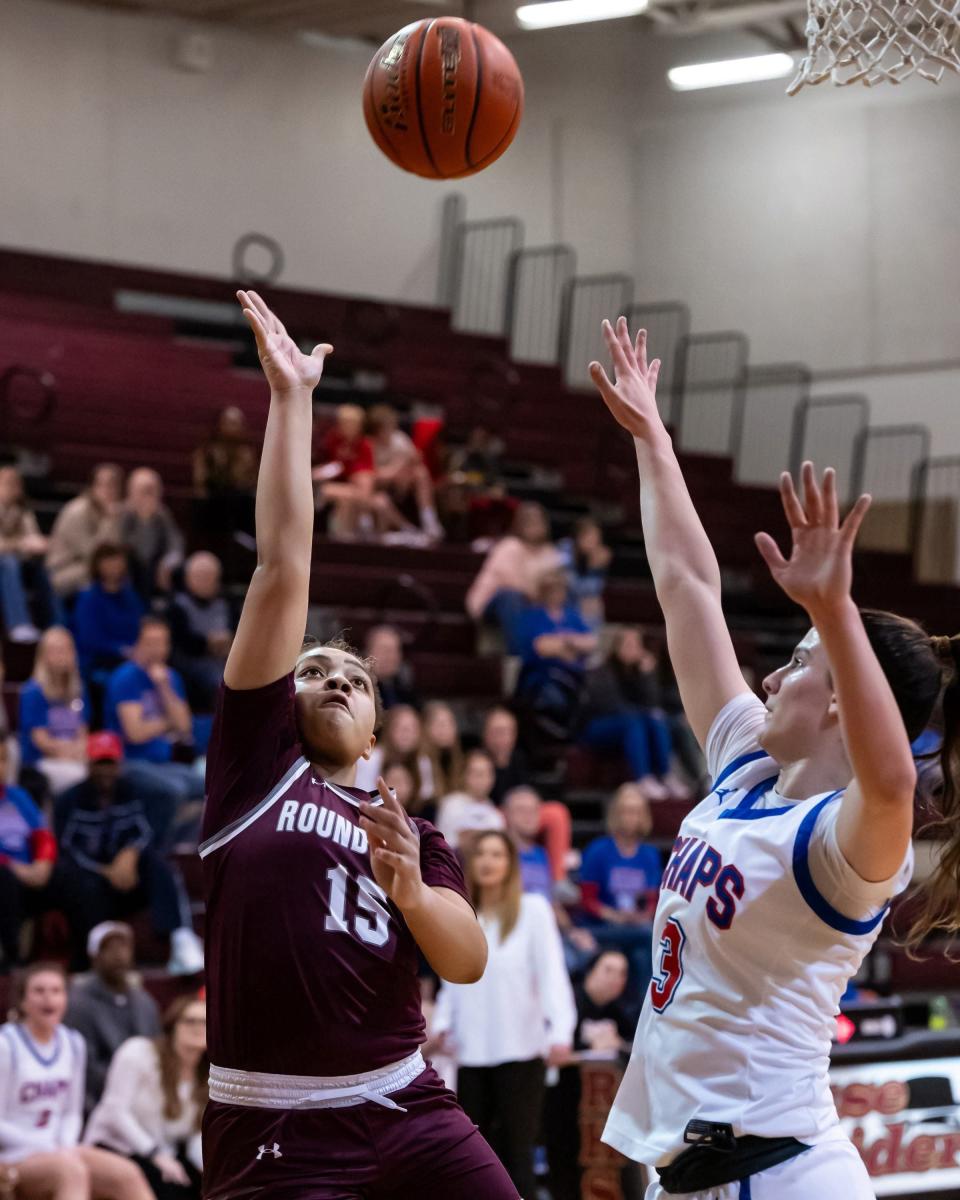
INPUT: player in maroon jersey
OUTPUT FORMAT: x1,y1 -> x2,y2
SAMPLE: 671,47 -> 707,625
199,291 -> 519,1200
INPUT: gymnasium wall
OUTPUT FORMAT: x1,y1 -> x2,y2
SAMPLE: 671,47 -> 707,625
2,0 -> 959,447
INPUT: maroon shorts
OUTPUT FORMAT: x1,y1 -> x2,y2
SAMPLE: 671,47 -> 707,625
202,1065 -> 520,1200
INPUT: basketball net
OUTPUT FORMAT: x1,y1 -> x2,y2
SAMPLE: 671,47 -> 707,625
788,0 -> 960,90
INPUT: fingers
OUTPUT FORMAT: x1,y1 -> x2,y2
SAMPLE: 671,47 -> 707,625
801,461 -> 824,524
754,531 -> 789,574
602,319 -> 631,378
240,306 -> 269,353
373,847 -> 408,867
589,360 -> 615,400
241,289 -> 285,338
647,358 -> 661,394
779,471 -> 807,529
376,776 -> 407,818
822,467 -> 839,528
311,343 -> 334,361
634,327 -> 648,373
840,493 -> 872,546
615,316 -> 637,369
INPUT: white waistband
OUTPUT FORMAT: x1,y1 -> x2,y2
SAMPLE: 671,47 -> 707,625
208,1050 -> 425,1113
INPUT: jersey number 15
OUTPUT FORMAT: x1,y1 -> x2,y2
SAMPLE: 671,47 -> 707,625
324,865 -> 391,948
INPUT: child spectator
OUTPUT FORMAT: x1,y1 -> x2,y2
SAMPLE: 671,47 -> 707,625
65,923 -> 161,1114
45,463 -> 123,603
436,748 -> 505,852
579,626 -> 687,800
73,543 -> 145,678
168,552 -> 233,712
105,616 -> 204,844
0,465 -> 54,642
421,700 -> 463,799
0,740 -> 58,969
364,624 -> 419,710
54,732 -> 203,975
0,961 -> 153,1198
18,626 -> 90,797
84,994 -> 207,1199
557,516 -> 612,629
120,468 -> 185,598
368,404 -> 443,541
465,503 -> 563,654
354,704 -> 433,797
433,832 -> 575,1200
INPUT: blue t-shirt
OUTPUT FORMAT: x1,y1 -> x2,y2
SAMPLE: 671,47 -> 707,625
518,844 -> 553,901
18,680 -> 90,768
580,835 -> 662,913
0,786 -> 47,865
105,662 -> 187,763
517,603 -> 591,667
73,582 -> 144,670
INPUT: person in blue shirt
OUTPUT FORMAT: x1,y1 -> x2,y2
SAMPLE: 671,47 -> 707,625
556,516 -> 612,630
579,783 -> 662,999
502,786 -> 553,901
18,626 -> 90,797
104,614 -> 204,845
73,542 -> 144,677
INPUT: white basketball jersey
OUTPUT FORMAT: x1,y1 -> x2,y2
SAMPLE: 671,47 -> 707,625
0,1023 -> 85,1161
603,694 -> 913,1168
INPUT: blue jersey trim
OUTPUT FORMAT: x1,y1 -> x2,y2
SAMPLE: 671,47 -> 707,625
712,749 -> 770,791
717,775 -> 791,821
14,1023 -> 63,1069
741,1177 -> 751,1200
792,791 -> 889,935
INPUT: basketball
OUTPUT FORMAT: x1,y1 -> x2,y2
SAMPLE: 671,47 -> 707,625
362,18 -> 524,180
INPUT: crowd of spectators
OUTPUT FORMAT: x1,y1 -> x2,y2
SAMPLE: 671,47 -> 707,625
1,399 -> 709,1199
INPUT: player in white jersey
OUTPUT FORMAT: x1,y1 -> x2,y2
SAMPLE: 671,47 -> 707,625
588,317 -> 960,1199
0,961 -> 153,1199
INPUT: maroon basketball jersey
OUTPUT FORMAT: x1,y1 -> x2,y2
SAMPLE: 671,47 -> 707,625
199,673 -> 469,1077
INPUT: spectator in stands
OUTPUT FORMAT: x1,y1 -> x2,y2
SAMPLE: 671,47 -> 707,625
0,658 -> 18,785
121,468 -> 185,598
354,704 -> 433,797
481,705 -> 529,805
192,405 -> 257,553
442,426 -> 514,543
557,516 -> 612,629
501,786 -> 552,901
312,404 -> 377,540
514,569 -> 598,742
0,465 -> 54,643
368,404 -> 444,542
65,922 -> 161,1114
0,960 -> 154,1199
433,831 -> 576,1199
381,760 -> 431,822
45,462 -> 123,603
421,700 -> 463,799
168,552 -> 233,712
579,783 -> 661,994
18,626 -> 89,798
74,543 -> 145,678
436,748 -> 505,852
544,950 -> 633,1200
579,625 -> 687,801
364,624 -> 419,711
0,739 -> 58,969
54,732 -> 204,976
465,502 -> 563,654
105,616 -> 204,844
84,993 -> 207,1199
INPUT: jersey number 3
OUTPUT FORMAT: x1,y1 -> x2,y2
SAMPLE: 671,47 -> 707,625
324,864 -> 391,947
650,917 -> 686,1013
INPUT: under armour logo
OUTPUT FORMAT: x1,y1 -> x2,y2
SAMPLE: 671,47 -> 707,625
256,1143 -> 282,1160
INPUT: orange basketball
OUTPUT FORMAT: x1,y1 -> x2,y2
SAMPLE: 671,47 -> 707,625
362,18 -> 524,180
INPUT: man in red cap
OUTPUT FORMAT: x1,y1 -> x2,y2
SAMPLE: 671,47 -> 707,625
53,731 -> 203,976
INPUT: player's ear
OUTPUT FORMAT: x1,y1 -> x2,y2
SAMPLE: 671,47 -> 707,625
359,733 -> 377,761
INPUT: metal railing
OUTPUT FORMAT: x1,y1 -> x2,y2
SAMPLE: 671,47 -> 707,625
916,457 -> 960,584
505,245 -> 576,365
734,364 -> 811,487
790,395 -> 869,506
437,193 -> 466,309
560,274 -> 633,390
627,301 -> 691,425
674,332 -> 749,456
854,425 -> 930,553
451,218 -> 523,336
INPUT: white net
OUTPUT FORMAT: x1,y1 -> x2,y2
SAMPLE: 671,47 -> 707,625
788,0 -> 960,90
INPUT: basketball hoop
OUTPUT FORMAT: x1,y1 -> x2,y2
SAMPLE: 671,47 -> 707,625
788,0 -> 960,91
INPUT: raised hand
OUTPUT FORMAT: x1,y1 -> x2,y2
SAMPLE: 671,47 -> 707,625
589,316 -> 662,439
237,289 -> 333,397
359,779 -> 424,911
754,462 -> 871,616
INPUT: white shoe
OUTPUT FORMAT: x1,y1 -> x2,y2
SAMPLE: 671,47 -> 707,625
167,927 -> 204,976
8,624 -> 40,643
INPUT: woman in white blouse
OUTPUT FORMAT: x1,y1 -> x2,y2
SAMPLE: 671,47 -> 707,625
434,831 -> 576,1199
84,995 -> 207,1199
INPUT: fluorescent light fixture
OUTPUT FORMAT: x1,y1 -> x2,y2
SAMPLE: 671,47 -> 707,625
516,0 -> 649,30
667,52 -> 794,90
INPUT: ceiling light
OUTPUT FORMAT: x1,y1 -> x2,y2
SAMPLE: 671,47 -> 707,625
516,1 -> 649,30
667,52 -> 795,90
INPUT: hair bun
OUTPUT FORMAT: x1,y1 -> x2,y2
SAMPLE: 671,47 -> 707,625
932,634 -> 960,666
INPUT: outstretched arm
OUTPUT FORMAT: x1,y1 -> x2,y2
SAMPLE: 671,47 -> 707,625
756,465 -> 915,881
590,317 -> 750,748
224,291 -> 332,691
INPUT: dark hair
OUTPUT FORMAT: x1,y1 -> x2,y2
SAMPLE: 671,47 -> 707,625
139,614 -> 170,636
298,635 -> 384,731
90,462 -> 122,487
90,541 -> 128,580
586,947 -> 629,976
10,961 -> 68,1021
860,610 -> 943,742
